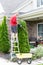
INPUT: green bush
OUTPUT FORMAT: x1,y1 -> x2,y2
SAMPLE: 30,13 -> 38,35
0,16 -> 10,53
32,45 -> 43,59
18,20 -> 30,53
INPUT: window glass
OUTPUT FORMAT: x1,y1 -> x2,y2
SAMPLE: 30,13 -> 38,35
38,24 -> 43,32
38,24 -> 43,39
41,0 -> 43,5
37,0 -> 41,7
37,0 -> 43,7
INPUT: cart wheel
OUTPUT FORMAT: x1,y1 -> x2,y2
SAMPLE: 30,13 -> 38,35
17,59 -> 22,64
27,58 -> 32,64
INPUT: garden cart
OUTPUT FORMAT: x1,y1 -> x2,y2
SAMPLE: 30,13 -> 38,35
16,53 -> 32,64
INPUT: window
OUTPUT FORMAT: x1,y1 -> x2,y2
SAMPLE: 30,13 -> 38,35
37,0 -> 43,7
41,0 -> 43,5
37,0 -> 41,7
37,23 -> 43,40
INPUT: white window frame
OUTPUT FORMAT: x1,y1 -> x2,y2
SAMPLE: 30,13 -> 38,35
37,23 -> 43,40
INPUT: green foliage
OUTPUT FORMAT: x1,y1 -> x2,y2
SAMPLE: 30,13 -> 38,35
0,25 -> 2,51
18,20 -> 30,53
32,45 -> 43,59
38,64 -> 43,65
0,16 -> 10,53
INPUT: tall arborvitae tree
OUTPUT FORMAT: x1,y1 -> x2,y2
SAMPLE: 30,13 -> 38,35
18,20 -> 30,53
1,16 -> 10,53
0,25 -> 2,52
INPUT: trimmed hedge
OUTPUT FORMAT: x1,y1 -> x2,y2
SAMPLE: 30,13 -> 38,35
0,25 -> 2,51
18,20 -> 30,53
0,16 -> 10,53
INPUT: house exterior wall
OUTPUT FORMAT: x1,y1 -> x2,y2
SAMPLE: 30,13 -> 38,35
26,21 -> 43,39
19,0 -> 37,12
10,0 -> 43,40
26,21 -> 37,38
17,0 -> 43,13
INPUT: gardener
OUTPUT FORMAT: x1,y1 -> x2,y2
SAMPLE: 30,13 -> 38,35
10,13 -> 19,42
10,15 -> 17,32
10,13 -> 23,31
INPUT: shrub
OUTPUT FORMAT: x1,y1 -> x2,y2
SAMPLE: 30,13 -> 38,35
34,45 -> 43,58
32,45 -> 43,59
0,16 -> 10,53
18,20 -> 30,53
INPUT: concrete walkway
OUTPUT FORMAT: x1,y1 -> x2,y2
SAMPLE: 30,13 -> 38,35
0,57 -> 43,65
0,54 -> 43,65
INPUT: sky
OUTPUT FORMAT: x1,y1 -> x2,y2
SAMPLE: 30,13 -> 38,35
0,0 -> 25,14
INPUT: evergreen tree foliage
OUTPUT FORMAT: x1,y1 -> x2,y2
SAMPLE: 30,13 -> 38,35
18,20 -> 30,53
0,25 -> 2,52
0,16 -> 10,53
